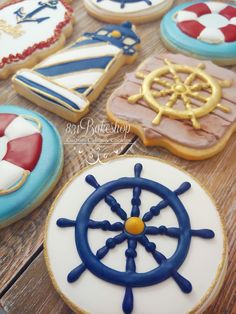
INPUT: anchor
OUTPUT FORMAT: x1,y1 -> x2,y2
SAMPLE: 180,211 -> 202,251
14,0 -> 58,24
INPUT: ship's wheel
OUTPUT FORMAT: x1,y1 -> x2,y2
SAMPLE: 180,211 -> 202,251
96,0 -> 153,9
57,163 -> 215,314
128,59 -> 231,129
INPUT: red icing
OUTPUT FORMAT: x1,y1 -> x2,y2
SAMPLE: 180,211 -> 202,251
0,114 -> 17,136
184,3 -> 211,17
0,0 -> 73,69
178,21 -> 205,39
3,133 -> 42,171
220,24 -> 236,42
220,6 -> 236,20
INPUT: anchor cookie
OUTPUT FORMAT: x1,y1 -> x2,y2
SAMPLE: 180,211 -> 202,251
0,0 -> 74,79
44,155 -> 227,314
161,1 -> 236,65
84,0 -> 174,24
0,105 -> 63,228
13,22 -> 140,122
106,53 -> 236,160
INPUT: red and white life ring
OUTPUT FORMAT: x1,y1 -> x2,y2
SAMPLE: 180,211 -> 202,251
0,114 -> 42,194
175,2 -> 236,44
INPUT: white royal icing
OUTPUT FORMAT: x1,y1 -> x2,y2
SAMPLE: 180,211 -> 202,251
230,17 -> 236,25
198,13 -> 228,28
89,0 -> 166,14
53,70 -> 104,89
0,160 -> 24,190
17,71 -> 88,109
46,156 -> 226,314
39,44 -> 121,68
0,136 -> 8,161
0,0 -> 69,62
198,28 -> 225,44
174,10 -> 198,23
5,116 -> 39,141
206,2 -> 227,13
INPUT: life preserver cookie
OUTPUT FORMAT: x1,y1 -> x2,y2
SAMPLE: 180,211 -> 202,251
0,0 -> 74,79
160,1 -> 236,65
45,156 -> 227,314
84,0 -> 174,24
0,105 -> 63,228
106,53 -> 236,160
13,22 -> 141,122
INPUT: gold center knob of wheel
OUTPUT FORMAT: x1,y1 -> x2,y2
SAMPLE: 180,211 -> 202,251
125,217 -> 145,235
174,84 -> 187,93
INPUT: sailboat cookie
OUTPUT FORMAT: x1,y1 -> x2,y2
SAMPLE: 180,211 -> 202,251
13,22 -> 140,122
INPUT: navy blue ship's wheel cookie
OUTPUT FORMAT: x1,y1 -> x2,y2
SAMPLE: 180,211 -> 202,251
45,156 -> 227,314
56,163 -> 214,314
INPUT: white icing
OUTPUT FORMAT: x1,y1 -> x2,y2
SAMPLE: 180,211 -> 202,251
199,13 -> 228,28
0,136 -> 8,161
198,28 -> 225,44
206,2 -> 227,13
87,0 -> 166,14
5,116 -> 39,140
230,17 -> 236,25
17,71 -> 88,109
53,70 -> 104,89
0,0 -> 69,62
39,44 -> 121,68
0,160 -> 24,190
46,156 -> 226,314
174,10 -> 197,23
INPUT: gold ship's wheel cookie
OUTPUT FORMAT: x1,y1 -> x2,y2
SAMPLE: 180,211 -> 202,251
128,59 -> 232,129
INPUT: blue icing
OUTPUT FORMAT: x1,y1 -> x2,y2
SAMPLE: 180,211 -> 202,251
57,163 -> 215,314
0,105 -> 63,224
15,75 -> 80,110
71,38 -> 103,48
160,1 -> 236,59
83,21 -> 140,55
15,0 -> 59,24
36,56 -> 114,77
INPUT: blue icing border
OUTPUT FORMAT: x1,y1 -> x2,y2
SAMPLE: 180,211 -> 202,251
160,1 -> 236,59
0,105 -> 63,223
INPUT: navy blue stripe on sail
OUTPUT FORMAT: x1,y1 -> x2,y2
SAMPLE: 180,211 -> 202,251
36,56 -> 114,77
71,38 -> 103,48
15,75 -> 81,110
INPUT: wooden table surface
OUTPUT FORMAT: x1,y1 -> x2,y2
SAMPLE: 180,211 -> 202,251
0,0 -> 235,313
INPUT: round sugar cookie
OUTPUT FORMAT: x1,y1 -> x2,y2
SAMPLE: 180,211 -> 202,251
45,155 -> 227,314
84,0 -> 174,24
160,1 -> 236,65
0,105 -> 63,228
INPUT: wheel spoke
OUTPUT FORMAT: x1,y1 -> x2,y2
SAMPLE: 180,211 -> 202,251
143,182 -> 191,222
153,77 -> 172,88
86,174 -> 127,221
131,163 -> 142,217
139,235 -> 192,293
151,88 -> 173,98
166,92 -> 178,108
88,219 -> 124,231
164,59 -> 182,85
190,83 -> 210,92
96,232 -> 127,259
145,226 -> 181,238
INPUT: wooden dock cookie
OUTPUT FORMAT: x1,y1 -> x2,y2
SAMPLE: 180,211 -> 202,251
106,53 -> 236,160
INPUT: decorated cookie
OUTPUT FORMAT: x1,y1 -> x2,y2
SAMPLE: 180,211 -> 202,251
0,0 -> 74,79
0,105 -> 63,228
106,53 -> 236,160
160,1 -> 236,65
13,22 -> 140,123
45,155 -> 227,314
84,0 -> 174,24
